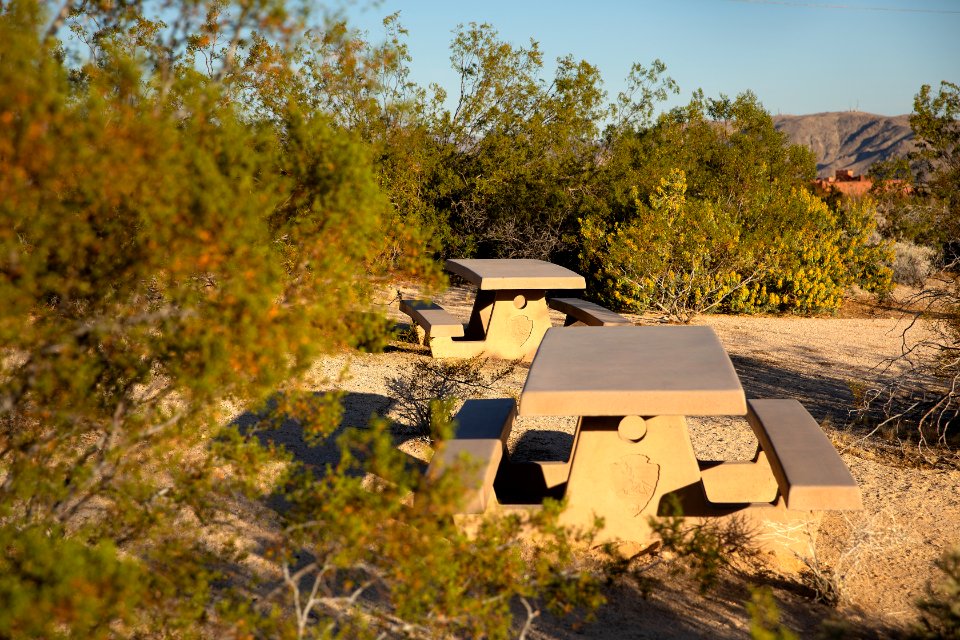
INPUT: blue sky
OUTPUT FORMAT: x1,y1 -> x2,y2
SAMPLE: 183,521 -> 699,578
342,0 -> 960,116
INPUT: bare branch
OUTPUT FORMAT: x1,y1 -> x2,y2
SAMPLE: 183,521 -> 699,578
44,0 -> 75,41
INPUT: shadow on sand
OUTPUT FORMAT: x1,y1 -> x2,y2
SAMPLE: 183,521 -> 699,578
729,354 -> 857,425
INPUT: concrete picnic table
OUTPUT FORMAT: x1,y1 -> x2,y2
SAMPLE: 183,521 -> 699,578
509,325 -> 862,551
428,324 -> 863,559
401,259 -> 628,360
516,325 -> 748,541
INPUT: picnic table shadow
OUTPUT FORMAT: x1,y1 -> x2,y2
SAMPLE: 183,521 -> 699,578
232,391 -> 428,512
728,353 -> 858,425
655,353 -> 863,519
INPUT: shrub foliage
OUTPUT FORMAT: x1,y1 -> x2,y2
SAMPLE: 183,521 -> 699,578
0,0 -> 423,633
580,94 -> 892,321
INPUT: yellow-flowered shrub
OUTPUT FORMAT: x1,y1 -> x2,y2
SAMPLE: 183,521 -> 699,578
729,192 -> 892,314
580,170 -> 892,321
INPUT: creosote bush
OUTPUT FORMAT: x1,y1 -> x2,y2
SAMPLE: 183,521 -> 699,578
254,414 -> 608,639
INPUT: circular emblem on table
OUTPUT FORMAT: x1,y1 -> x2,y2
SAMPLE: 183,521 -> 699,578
618,416 -> 647,442
508,315 -> 533,346
612,454 -> 660,516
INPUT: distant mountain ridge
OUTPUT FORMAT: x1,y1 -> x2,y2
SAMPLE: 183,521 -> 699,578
772,112 -> 915,178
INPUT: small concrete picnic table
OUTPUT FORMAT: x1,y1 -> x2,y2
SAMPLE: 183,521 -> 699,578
444,258 -> 584,360
403,258 -> 632,360
509,324 -> 861,551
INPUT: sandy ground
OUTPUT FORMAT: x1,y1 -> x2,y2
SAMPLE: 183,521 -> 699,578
242,283 -> 960,638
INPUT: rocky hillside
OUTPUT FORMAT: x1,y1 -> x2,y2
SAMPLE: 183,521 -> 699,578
773,111 -> 915,178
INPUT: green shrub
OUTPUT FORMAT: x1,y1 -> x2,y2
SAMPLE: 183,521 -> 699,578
581,170 -> 751,323
915,547 -> 960,639
728,193 -> 892,315
0,1 -> 420,634
581,92 -> 892,321
0,525 -> 147,638
582,173 -> 891,321
747,587 -> 799,640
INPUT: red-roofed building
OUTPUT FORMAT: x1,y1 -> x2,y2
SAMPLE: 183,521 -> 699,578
814,169 -> 874,197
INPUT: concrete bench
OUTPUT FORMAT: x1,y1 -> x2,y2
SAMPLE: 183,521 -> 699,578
400,299 -> 465,339
425,398 -> 516,513
746,399 -> 862,511
547,297 -> 631,327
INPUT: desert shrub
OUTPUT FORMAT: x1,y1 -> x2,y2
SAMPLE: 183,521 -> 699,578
258,416 -> 607,639
728,194 -> 893,315
872,184 -> 949,249
909,81 -> 960,254
580,170 -> 759,323
914,547 -> 960,639
646,496 -> 756,592
581,93 -> 892,321
0,525 -> 148,638
425,24 -> 610,260
747,587 -> 799,640
0,1 -> 431,634
892,240 -> 938,286
582,174 -> 892,322
386,357 -> 515,438
256,13 -> 449,276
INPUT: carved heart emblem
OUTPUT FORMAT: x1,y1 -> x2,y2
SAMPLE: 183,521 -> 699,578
508,315 -> 534,346
612,454 -> 660,517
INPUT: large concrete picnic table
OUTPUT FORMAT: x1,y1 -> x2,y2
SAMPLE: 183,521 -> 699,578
515,325 -> 744,541
507,325 -> 860,550
439,258 -> 586,360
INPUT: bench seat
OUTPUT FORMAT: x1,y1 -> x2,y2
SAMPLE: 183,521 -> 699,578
400,299 -> 465,338
547,297 -> 631,327
425,398 -> 516,513
746,399 -> 862,511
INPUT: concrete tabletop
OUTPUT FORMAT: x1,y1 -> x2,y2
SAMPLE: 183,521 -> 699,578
445,259 -> 586,291
518,325 -> 747,417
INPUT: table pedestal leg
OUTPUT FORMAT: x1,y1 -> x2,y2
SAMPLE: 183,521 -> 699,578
459,289 -> 553,361
559,415 -> 702,544
557,416 -> 823,566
